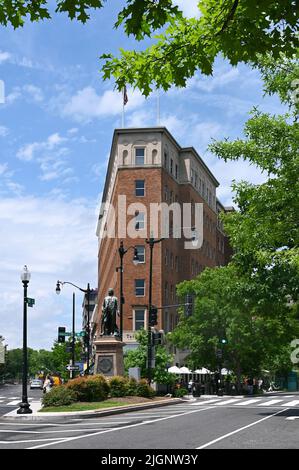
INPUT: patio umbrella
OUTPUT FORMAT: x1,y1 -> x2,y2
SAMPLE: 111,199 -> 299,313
194,368 -> 211,374
167,366 -> 181,374
179,366 -> 192,374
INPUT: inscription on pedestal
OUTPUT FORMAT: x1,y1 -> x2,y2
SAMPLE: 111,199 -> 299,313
97,355 -> 113,376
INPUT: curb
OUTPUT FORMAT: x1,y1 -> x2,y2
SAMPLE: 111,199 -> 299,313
2,398 -> 184,421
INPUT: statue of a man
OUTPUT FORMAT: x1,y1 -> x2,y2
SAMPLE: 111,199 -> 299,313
101,288 -> 119,336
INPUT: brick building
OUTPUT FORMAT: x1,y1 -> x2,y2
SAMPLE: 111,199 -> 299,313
94,127 -> 232,356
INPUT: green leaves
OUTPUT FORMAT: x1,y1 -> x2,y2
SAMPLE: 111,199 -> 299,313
101,0 -> 299,96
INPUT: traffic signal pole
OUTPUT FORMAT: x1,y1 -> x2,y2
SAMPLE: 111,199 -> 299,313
71,292 -> 75,379
147,238 -> 154,386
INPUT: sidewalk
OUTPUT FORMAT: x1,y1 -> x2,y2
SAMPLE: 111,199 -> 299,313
2,397 -> 183,421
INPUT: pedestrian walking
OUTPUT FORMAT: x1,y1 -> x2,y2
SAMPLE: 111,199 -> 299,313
43,375 -> 53,393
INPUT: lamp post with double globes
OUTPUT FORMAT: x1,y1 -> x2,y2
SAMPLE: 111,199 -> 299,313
17,265 -> 32,414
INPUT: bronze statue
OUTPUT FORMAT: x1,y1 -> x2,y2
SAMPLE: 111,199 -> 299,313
101,288 -> 119,336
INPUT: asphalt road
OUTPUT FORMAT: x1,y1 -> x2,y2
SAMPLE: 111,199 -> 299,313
0,383 -> 42,417
0,387 -> 298,450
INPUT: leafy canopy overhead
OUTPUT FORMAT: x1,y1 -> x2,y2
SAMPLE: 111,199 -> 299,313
101,0 -> 299,95
0,1 -> 297,96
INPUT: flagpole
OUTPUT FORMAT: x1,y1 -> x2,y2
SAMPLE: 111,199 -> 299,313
122,93 -> 125,128
157,89 -> 160,126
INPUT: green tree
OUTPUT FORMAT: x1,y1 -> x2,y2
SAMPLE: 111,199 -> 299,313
101,1 -> 298,96
171,56 -> 299,385
0,2 -> 297,97
209,55 -> 299,306
171,265 -> 298,388
51,339 -> 82,381
124,330 -> 175,385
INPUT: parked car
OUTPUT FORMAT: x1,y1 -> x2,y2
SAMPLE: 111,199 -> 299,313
30,378 -> 43,390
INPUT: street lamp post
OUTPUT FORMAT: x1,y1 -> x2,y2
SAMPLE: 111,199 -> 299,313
17,265 -> 32,414
117,241 -> 139,342
56,281 -> 92,374
145,236 -> 164,386
145,228 -> 197,385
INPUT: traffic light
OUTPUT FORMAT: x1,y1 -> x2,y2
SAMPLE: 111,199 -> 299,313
58,326 -> 66,343
149,306 -> 158,326
152,331 -> 163,346
185,294 -> 193,317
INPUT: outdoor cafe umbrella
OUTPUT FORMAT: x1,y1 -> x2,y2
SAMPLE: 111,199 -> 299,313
167,366 -> 181,374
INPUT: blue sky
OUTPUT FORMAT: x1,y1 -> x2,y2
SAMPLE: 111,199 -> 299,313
0,1 -> 286,350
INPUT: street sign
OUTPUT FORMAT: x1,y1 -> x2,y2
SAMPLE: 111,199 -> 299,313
75,331 -> 85,337
66,365 -> 80,371
61,332 -> 72,336
27,297 -> 35,307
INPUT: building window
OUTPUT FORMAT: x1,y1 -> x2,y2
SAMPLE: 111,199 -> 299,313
164,151 -> 168,169
135,148 -> 145,165
135,212 -> 145,230
135,245 -> 145,263
135,180 -> 145,197
164,281 -> 169,301
135,279 -> 145,296
170,158 -> 173,174
134,309 -> 145,330
164,185 -> 168,202
170,252 -> 174,269
175,164 -> 178,179
165,248 -> 169,266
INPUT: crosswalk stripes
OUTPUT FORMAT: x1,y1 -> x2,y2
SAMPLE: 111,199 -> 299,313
191,397 -> 299,408
283,400 -> 299,407
258,400 -> 283,406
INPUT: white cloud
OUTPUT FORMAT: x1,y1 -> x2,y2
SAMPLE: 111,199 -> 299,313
0,51 -> 11,64
17,133 -> 67,161
190,67 -> 240,92
0,195 -> 98,349
23,84 -> 44,102
62,87 -> 145,122
0,125 -> 9,137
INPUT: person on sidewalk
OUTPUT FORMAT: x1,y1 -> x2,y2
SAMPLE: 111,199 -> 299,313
43,375 -> 52,394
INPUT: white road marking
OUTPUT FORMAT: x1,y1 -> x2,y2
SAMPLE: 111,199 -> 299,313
282,400 -> 299,407
0,437 -> 67,444
258,400 -> 283,406
28,405 -> 218,449
196,408 -> 288,449
0,428 -> 112,434
6,400 -> 20,406
0,421 -> 128,427
216,399 -> 242,406
286,417 -> 299,421
233,399 -> 262,406
191,399 -> 221,405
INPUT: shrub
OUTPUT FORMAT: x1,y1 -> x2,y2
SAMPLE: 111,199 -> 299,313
65,375 -> 109,402
109,376 -> 128,397
42,386 -> 77,407
125,377 -> 137,396
173,387 -> 188,398
135,379 -> 155,398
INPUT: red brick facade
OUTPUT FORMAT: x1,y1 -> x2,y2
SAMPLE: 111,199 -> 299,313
96,128 -> 232,346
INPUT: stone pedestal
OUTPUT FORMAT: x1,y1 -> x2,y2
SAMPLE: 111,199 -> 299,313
93,336 -> 125,377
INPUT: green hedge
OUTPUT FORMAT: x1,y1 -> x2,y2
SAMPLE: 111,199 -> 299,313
65,375 -> 110,402
173,387 -> 188,398
42,386 -> 77,407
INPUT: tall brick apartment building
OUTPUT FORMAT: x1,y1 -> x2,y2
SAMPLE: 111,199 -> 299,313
94,127 -> 232,359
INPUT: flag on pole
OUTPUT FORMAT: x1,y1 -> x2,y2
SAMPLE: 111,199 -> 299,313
123,86 -> 128,106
